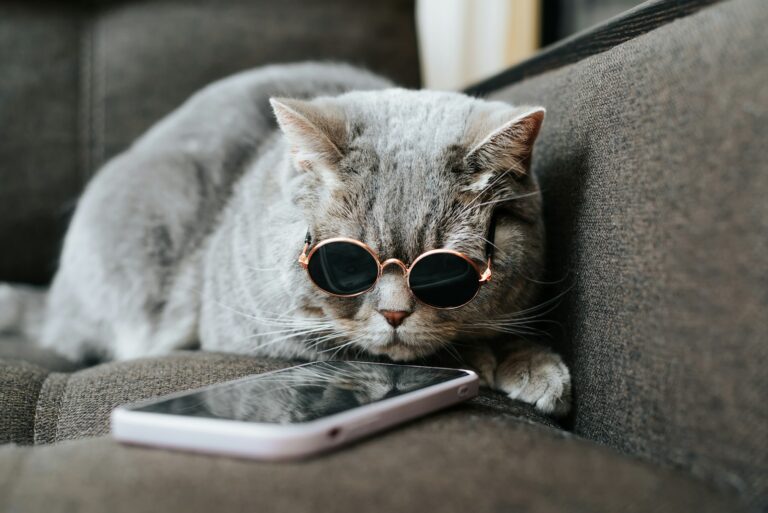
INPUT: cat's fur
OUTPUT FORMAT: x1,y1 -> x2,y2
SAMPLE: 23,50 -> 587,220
0,63 -> 570,416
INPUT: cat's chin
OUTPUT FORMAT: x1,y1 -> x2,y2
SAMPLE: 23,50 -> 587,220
367,344 -> 422,362
361,331 -> 439,362
365,341 -> 420,362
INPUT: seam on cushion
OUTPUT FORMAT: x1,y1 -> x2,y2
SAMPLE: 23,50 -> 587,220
33,372 -> 71,445
0,361 -> 51,445
23,366 -> 52,446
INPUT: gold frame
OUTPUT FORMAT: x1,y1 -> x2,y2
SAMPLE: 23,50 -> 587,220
298,237 -> 492,309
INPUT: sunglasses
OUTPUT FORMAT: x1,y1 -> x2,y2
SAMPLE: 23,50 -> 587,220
298,218 -> 496,309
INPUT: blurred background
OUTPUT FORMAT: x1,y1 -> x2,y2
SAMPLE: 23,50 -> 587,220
0,0 -> 643,285
418,0 -> 641,89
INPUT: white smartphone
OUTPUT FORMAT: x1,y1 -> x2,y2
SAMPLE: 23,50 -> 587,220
111,361 -> 478,461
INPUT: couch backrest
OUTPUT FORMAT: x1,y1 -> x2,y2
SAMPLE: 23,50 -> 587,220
0,0 -> 420,284
482,0 -> 766,508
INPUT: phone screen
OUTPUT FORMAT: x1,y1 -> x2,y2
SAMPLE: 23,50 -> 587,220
130,362 -> 471,424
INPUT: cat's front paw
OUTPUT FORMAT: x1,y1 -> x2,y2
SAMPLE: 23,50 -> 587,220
494,344 -> 571,417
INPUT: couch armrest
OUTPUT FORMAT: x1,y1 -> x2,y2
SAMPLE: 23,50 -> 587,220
471,0 -> 768,509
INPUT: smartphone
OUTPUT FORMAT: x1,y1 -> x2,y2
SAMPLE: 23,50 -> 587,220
111,361 -> 478,461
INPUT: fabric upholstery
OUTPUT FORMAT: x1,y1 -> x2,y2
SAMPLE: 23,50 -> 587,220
32,353 -> 294,444
1,0 -> 763,511
0,353 -> 741,512
0,6 -> 83,285
0,421 -> 739,513
0,359 -> 50,445
0,352 -> 555,445
485,0 -> 767,509
0,0 -> 420,285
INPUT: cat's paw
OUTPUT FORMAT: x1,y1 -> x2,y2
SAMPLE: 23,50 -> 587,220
494,344 -> 571,417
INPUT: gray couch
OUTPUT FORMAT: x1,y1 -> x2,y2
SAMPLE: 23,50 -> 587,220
1,0 -> 765,512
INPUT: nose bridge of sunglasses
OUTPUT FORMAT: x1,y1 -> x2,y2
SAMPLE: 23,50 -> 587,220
380,258 -> 408,275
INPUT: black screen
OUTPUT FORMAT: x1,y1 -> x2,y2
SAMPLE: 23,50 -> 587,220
130,362 -> 470,424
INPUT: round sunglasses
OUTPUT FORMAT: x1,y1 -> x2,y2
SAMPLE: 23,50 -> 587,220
298,219 -> 495,309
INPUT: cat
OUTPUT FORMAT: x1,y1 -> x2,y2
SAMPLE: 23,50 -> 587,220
0,62 -> 571,416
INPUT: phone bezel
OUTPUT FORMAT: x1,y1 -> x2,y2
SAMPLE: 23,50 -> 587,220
111,361 -> 479,461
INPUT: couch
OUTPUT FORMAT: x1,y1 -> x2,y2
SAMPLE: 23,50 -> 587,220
1,0 -> 765,511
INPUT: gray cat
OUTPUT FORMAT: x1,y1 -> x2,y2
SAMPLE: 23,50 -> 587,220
0,63 -> 570,416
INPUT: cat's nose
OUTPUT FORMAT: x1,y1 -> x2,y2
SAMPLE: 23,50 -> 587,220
379,310 -> 411,328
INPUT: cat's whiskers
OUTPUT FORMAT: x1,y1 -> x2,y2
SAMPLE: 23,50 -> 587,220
418,329 -> 466,364
247,326 -> 337,351
458,285 -> 574,341
243,323 -> 335,338
487,284 -> 573,322
212,298 -> 292,322
212,298 -> 331,330
469,190 -> 540,210
520,272 -> 570,285
224,324 -> 333,351
242,264 -> 281,273
322,339 -> 360,360
305,331 -> 351,352
461,323 -> 548,338
462,233 -> 499,251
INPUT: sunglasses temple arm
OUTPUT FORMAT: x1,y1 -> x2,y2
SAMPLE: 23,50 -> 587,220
480,258 -> 492,282
480,215 -> 496,282
485,215 -> 496,260
298,229 -> 312,269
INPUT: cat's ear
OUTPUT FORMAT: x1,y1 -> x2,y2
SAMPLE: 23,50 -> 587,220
465,107 -> 545,180
270,98 -> 347,169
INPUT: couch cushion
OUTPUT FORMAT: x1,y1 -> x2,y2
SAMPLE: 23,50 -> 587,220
0,5 -> 83,285
0,352 -> 555,445
0,421 -> 740,513
0,352 -> 744,511
484,0 -> 767,508
32,352 -> 295,444
0,359 -> 50,445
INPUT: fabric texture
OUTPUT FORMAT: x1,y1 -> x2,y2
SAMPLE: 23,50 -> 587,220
1,0 -> 765,511
0,353 -> 741,512
0,359 -> 50,445
32,353 -> 298,444
0,0 -> 420,285
0,420 -> 738,513
0,352 -> 556,445
485,0 -> 767,509
0,6 -> 82,285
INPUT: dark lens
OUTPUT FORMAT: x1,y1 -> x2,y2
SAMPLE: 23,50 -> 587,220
307,242 -> 379,295
408,253 -> 480,308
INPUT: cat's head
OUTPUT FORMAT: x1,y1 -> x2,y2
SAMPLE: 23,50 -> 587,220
272,89 -> 545,361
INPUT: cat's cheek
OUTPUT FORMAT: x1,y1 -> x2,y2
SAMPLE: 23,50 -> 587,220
320,295 -> 363,321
